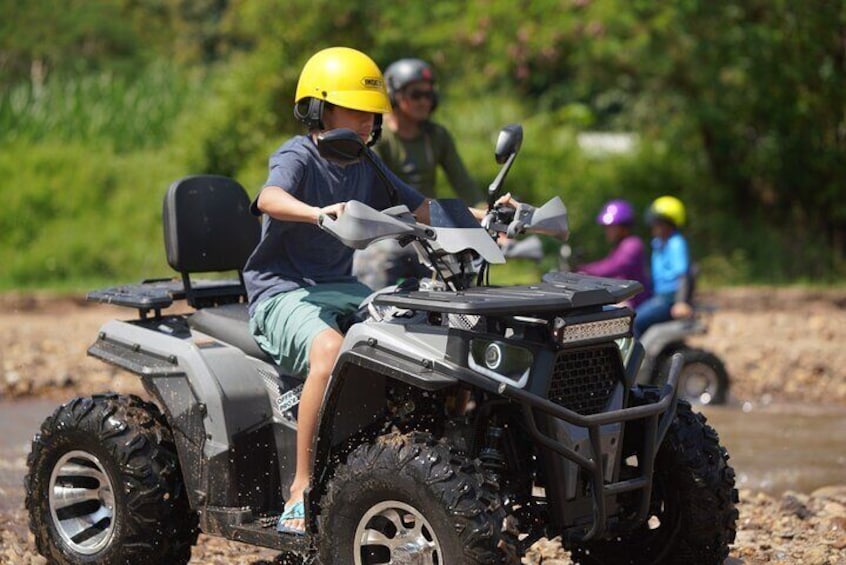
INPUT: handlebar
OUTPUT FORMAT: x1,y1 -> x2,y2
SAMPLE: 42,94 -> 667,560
482,198 -> 570,240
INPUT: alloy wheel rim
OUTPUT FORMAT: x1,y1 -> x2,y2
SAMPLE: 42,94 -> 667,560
48,450 -> 116,555
354,500 -> 442,565
681,362 -> 719,404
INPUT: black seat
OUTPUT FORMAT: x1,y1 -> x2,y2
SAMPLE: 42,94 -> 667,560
162,175 -> 272,362
190,302 -> 273,361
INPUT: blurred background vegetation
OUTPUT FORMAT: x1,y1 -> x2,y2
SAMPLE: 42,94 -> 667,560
1,0 -> 844,290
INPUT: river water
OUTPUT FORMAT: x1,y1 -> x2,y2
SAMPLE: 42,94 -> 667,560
1,398 -> 844,519
700,401 -> 846,494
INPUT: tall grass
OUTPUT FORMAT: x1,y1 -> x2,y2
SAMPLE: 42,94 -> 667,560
0,63 -> 206,291
0,62 -> 205,152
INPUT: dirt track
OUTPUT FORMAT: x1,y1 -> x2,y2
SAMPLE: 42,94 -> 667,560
2,288 -> 845,563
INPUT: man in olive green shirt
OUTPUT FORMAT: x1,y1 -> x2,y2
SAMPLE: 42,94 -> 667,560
354,58 -> 481,288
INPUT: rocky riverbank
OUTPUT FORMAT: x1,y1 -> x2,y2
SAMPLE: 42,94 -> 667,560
2,288 -> 844,563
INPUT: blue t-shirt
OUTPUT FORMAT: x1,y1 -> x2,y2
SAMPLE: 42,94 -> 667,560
244,135 -> 426,314
650,231 -> 689,295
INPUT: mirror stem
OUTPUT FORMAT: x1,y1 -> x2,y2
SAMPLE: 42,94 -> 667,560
486,152 -> 518,210
363,148 -> 400,207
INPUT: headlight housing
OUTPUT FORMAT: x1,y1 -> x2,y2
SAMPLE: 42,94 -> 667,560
469,339 -> 533,387
553,310 -> 633,345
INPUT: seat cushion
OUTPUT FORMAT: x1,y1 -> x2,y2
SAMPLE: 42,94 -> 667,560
188,303 -> 274,364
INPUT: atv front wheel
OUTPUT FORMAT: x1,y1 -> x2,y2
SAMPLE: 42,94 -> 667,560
25,394 -> 198,564
662,348 -> 729,405
317,432 -> 509,564
568,398 -> 738,564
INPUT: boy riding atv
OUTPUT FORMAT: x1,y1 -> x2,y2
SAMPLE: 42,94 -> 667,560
245,46 -> 432,534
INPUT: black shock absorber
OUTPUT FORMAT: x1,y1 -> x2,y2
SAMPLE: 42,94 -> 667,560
479,425 -> 506,482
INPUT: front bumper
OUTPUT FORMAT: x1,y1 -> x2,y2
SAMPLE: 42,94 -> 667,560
507,353 -> 682,541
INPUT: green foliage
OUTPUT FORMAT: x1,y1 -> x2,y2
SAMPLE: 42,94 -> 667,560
0,0 -> 140,85
0,141 -> 180,289
1,0 -> 844,290
0,62 -> 205,152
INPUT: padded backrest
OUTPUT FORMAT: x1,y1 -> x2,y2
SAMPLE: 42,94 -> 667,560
163,175 -> 260,274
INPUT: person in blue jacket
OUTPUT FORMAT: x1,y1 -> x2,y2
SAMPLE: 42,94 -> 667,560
633,196 -> 693,337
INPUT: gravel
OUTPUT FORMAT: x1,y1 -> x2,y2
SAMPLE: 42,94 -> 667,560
2,288 -> 845,563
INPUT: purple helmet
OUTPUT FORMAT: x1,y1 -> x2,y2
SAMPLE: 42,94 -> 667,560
596,199 -> 636,226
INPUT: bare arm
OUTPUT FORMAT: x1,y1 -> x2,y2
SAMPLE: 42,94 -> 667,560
413,198 -> 432,225
256,186 -> 345,224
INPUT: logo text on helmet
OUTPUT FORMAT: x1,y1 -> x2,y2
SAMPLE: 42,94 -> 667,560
361,77 -> 383,89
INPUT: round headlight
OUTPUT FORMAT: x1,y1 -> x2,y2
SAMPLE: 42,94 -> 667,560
484,343 -> 503,370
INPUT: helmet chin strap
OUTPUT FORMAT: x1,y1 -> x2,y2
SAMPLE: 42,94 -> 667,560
367,114 -> 383,147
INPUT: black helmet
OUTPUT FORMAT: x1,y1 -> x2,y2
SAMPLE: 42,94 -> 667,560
383,58 -> 439,110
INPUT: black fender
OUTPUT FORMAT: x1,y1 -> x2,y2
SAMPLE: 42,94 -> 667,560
311,343 -> 458,490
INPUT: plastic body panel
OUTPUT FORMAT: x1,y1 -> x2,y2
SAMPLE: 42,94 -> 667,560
87,317 -> 297,519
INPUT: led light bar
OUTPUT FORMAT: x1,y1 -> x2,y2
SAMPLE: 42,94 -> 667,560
555,315 -> 632,345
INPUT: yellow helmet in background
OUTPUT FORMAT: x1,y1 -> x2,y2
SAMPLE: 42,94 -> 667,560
646,196 -> 686,228
293,47 -> 391,134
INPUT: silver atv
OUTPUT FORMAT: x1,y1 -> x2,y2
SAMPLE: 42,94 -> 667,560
25,125 -> 737,564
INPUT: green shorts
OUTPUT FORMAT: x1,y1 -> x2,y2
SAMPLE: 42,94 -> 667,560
249,282 -> 372,377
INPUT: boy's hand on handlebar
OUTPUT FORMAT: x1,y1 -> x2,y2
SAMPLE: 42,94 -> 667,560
494,192 -> 519,209
317,202 -> 346,224
472,193 -> 519,223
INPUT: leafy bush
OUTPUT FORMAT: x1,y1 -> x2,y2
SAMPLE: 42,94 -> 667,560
0,141 -> 181,289
2,0 -> 844,289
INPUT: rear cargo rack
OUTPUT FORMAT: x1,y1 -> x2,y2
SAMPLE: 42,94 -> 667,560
87,277 -> 246,318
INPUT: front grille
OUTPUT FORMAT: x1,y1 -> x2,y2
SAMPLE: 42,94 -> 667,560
548,345 -> 623,415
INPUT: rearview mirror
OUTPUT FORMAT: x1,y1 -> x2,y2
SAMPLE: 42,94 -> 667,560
487,124 -> 524,208
494,124 -> 523,164
317,128 -> 365,165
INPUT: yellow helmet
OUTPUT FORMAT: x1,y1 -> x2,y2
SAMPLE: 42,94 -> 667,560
293,47 -> 391,131
646,195 -> 686,228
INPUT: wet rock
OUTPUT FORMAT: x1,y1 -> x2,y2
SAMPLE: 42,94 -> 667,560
780,491 -> 813,519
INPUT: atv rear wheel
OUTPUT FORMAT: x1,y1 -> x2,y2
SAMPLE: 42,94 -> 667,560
662,348 -> 729,405
568,398 -> 738,564
25,394 -> 198,565
317,431 -> 509,564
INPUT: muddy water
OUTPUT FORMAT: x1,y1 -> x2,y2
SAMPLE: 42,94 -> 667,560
700,401 -> 846,495
1,398 -> 843,520
0,398 -> 58,536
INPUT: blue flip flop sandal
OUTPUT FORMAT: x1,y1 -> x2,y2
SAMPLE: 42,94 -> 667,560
277,499 -> 305,536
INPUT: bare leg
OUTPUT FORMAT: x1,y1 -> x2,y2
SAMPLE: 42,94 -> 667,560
280,327 -> 343,533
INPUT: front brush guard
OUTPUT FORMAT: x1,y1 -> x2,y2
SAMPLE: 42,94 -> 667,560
508,353 -> 683,542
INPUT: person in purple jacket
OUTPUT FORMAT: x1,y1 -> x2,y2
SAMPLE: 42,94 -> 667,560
577,199 -> 651,308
